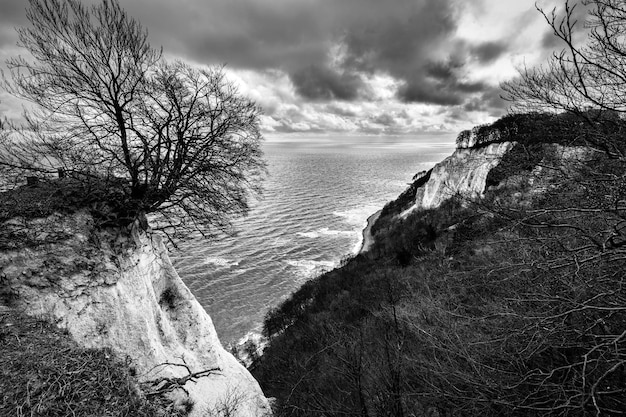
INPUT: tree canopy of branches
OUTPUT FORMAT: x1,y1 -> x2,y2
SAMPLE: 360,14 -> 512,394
0,0 -> 265,238
254,128 -> 626,416
501,0 -> 626,156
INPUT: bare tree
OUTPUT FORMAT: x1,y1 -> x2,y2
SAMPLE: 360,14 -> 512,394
0,0 -> 265,238
502,1 -> 626,114
2,0 -> 161,180
500,0 -> 626,158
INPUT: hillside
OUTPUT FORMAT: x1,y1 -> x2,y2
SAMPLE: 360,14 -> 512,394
0,308 -> 185,416
0,204 -> 271,417
252,113 -> 626,416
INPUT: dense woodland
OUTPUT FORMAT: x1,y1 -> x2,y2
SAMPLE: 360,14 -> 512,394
253,113 -> 626,416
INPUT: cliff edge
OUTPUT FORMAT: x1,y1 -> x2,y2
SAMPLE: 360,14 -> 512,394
0,210 -> 271,416
253,113 -> 625,415
408,141 -> 514,211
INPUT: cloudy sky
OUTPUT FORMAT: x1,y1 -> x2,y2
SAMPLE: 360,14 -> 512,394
0,0 -> 569,138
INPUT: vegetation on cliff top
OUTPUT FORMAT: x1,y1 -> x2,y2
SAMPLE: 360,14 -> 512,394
455,111 -> 624,150
0,2 -> 267,414
253,113 -> 626,415
0,0 -> 265,240
253,1 -> 626,412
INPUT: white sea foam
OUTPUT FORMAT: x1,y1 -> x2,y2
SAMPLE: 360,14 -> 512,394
202,257 -> 240,268
297,228 -> 354,239
296,231 -> 320,238
320,227 -> 353,237
270,236 -> 291,247
229,330 -> 269,367
352,233 -> 364,255
286,259 -> 336,278
333,205 -> 379,226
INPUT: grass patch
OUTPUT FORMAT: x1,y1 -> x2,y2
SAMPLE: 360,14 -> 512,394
0,309 -> 183,417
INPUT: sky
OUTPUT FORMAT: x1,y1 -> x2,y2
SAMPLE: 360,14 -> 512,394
0,0 -> 570,139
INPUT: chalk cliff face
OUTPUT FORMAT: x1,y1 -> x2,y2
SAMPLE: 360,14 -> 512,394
402,142 -> 514,215
396,141 -> 595,220
0,211 -> 271,416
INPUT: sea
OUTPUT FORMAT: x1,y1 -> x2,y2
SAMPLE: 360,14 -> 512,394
170,135 -> 455,347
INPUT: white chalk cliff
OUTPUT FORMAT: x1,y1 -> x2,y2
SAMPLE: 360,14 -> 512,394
402,141 -> 514,216
0,211 -> 271,416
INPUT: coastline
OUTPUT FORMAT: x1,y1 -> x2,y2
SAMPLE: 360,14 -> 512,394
359,209 -> 382,254
231,209 -> 384,360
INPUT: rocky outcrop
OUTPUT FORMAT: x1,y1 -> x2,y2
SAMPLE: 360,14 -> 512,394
0,211 -> 271,416
401,142 -> 514,216
396,140 -> 597,220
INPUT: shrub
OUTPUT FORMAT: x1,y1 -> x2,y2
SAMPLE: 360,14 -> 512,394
0,310 -> 184,416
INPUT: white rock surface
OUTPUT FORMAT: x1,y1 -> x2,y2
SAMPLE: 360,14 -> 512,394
402,142 -> 514,216
0,211 -> 271,416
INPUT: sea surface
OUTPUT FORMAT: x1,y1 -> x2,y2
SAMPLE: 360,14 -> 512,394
170,135 -> 455,347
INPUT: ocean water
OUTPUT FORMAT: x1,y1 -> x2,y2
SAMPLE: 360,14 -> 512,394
170,135 -> 455,346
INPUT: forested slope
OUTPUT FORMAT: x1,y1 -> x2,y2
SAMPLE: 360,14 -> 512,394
253,113 -> 626,416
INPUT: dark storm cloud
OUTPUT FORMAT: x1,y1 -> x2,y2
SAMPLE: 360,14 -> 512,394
0,0 -> 539,115
461,87 -> 509,116
456,80 -> 488,93
399,75 -> 491,106
122,0 -> 332,69
324,104 -> 358,118
114,0 -> 479,105
334,0 -> 464,102
397,55 -> 491,106
470,41 -> 508,63
426,60 -> 463,81
0,1 -> 27,22
0,1 -> 28,48
339,0 -> 458,72
398,81 -> 463,106
290,65 -> 364,101
539,0 -> 592,50
541,28 -> 564,49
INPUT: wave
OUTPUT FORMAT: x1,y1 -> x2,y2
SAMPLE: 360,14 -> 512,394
228,330 -> 269,367
351,232 -> 364,255
320,228 -> 354,237
202,257 -> 240,268
296,231 -> 320,238
286,259 -> 336,278
333,206 -> 379,226
297,227 -> 355,239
